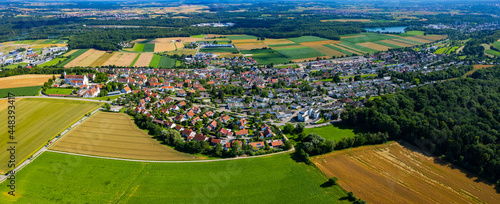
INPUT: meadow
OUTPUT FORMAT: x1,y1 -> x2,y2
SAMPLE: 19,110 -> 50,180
226,35 -> 258,40
0,86 -> 41,98
149,54 -> 162,67
133,43 -> 145,52
312,142 -> 500,203
303,123 -> 363,141
38,57 -> 68,67
276,47 -> 325,60
0,98 -> 102,174
157,56 -> 176,68
0,152 -> 351,203
287,36 -> 329,43
51,112 -> 202,160
45,88 -> 74,95
142,43 -> 156,52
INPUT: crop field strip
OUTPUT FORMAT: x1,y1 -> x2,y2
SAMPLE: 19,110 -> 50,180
233,42 -> 268,50
89,52 -> 114,67
133,43 -> 145,52
312,142 -> 500,204
0,152 -> 351,203
154,42 -> 176,52
63,49 -> 105,68
51,112 -> 202,160
226,35 -> 258,40
143,43 -> 156,52
59,49 -> 89,67
276,46 -> 325,59
372,41 -> 402,48
335,43 -> 368,54
0,98 -> 102,174
0,86 -> 41,98
308,44 -> 345,57
130,53 -> 141,66
0,74 -> 54,89
149,54 -> 162,68
402,36 -> 432,43
103,52 -> 138,67
324,44 -> 354,55
157,56 -> 176,68
390,38 -> 422,45
287,36 -> 329,43
379,39 -> 414,47
263,38 -> 296,45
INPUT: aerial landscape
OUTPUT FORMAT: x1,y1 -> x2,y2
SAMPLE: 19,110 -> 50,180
0,0 -> 500,203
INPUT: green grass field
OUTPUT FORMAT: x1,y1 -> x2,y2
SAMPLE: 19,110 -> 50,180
276,47 -> 325,59
12,39 -> 38,44
226,35 -> 258,40
200,47 -> 239,53
287,36 -> 329,43
58,49 -> 89,67
149,54 -> 162,68
133,44 -> 145,52
493,41 -> 500,50
268,43 -> 301,47
143,43 -> 155,52
191,34 -> 205,38
434,47 -> 447,54
0,98 -> 102,174
340,33 -> 395,44
398,31 -> 425,37
304,123 -> 365,141
486,49 -> 500,56
0,86 -> 41,98
0,152 -> 350,203
45,88 -> 74,95
39,58 -> 67,67
158,56 -> 176,68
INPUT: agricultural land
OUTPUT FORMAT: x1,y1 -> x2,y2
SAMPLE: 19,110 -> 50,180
312,142 -> 500,204
0,152 -> 350,203
0,98 -> 102,174
51,112 -> 204,160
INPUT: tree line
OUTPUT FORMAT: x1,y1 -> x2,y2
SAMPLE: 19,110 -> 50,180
341,66 -> 500,185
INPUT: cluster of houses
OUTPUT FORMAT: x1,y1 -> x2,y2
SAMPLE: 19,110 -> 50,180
187,53 -> 258,66
128,87 -> 284,151
0,46 -> 68,67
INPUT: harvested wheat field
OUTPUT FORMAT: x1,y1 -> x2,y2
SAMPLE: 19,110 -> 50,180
300,40 -> 339,46
152,37 -> 198,43
234,42 -> 268,50
357,42 -> 392,51
231,39 -> 260,44
51,112 -> 205,160
133,53 -> 154,67
62,49 -> 78,57
174,42 -> 184,49
263,38 -> 296,45
312,142 -> 500,204
0,74 -> 53,89
89,52 -> 114,67
64,49 -> 105,68
309,45 -> 344,57
102,52 -> 138,67
154,42 -> 176,52
402,36 -> 432,43
380,39 -> 414,47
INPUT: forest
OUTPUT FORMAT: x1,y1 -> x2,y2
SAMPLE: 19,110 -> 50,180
341,66 -> 500,185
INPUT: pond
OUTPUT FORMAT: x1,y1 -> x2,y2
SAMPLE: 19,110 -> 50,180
365,26 -> 407,33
